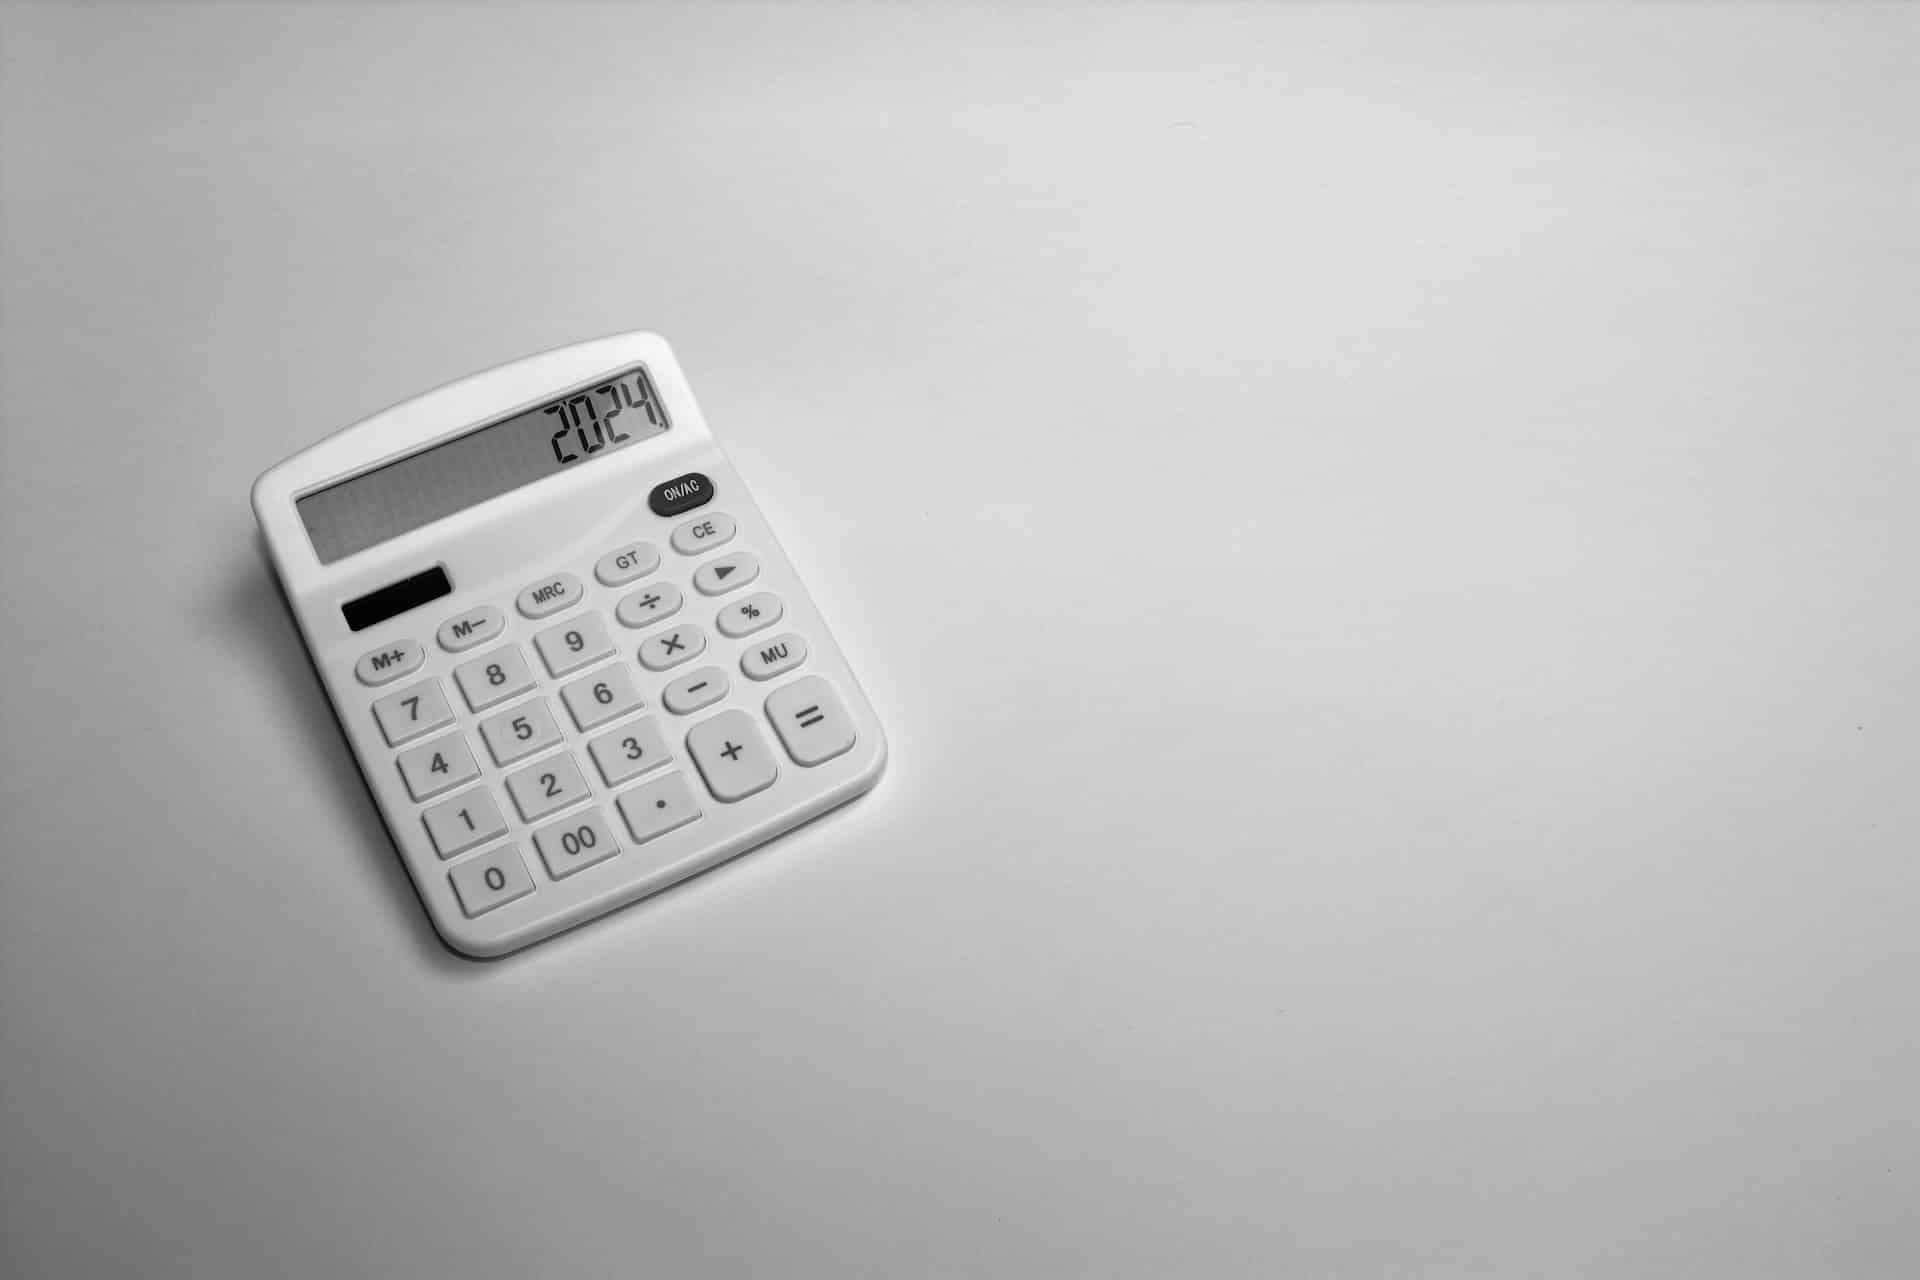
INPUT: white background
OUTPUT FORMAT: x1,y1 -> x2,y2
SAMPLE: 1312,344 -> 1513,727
3,3 -> 1916,1275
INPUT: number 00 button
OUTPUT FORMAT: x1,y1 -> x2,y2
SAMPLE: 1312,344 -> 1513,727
447,846 -> 534,918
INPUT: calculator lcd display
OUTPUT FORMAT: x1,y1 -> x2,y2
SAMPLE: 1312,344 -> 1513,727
297,365 -> 671,564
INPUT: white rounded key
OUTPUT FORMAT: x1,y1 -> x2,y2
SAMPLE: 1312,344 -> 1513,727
685,710 -> 778,803
594,541 -> 660,587
422,787 -> 508,859
534,808 -> 622,881
639,624 -> 707,672
765,676 -> 857,767
662,666 -> 729,715
447,846 -> 533,919
355,638 -> 423,686
534,613 -> 615,678
739,632 -> 807,682
516,572 -> 583,619
588,717 -> 671,788
436,605 -> 503,653
616,772 -> 702,844
693,552 -> 758,596
615,583 -> 683,629
371,679 -> 454,746
395,731 -> 481,802
716,592 -> 782,638
670,512 -> 737,556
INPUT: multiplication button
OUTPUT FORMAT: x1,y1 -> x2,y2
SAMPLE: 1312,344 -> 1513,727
639,624 -> 707,672
765,676 -> 857,766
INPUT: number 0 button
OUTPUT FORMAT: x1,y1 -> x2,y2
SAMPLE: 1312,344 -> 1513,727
448,846 -> 534,919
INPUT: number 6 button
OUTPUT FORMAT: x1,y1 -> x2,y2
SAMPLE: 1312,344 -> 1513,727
560,663 -> 643,731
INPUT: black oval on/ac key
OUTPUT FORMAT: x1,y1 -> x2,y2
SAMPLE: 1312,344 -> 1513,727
649,472 -> 714,517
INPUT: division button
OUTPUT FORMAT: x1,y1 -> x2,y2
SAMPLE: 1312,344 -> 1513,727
739,632 -> 807,682
647,471 -> 713,517
685,709 -> 778,803
447,845 -> 534,919
716,592 -> 782,638
616,772 -> 703,844
354,638 -> 424,686
764,675 -> 857,766
516,572 -> 583,619
693,551 -> 759,596
615,582 -> 684,629
662,665 -> 729,715
670,512 -> 737,556
436,605 -> 504,653
593,540 -> 661,587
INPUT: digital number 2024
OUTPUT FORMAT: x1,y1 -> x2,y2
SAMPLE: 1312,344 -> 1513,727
545,374 -> 665,464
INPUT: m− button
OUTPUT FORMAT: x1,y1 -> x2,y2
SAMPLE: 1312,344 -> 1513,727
648,472 -> 713,517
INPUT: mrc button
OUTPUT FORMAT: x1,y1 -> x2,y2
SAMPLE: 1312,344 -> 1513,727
648,472 -> 713,517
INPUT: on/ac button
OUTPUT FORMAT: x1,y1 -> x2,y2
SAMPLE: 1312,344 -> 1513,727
648,472 -> 713,517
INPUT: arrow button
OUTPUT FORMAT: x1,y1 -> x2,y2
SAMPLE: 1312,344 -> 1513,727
693,551 -> 760,597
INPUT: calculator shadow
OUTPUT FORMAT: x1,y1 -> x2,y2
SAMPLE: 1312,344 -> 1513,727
228,535 -> 481,976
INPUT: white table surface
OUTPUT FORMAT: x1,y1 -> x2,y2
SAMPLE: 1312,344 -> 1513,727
3,3 -> 1916,1275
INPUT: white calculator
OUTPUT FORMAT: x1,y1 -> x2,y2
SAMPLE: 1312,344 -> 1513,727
252,333 -> 887,957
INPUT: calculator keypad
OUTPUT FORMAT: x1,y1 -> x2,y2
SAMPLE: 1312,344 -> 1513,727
364,503 -> 865,935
